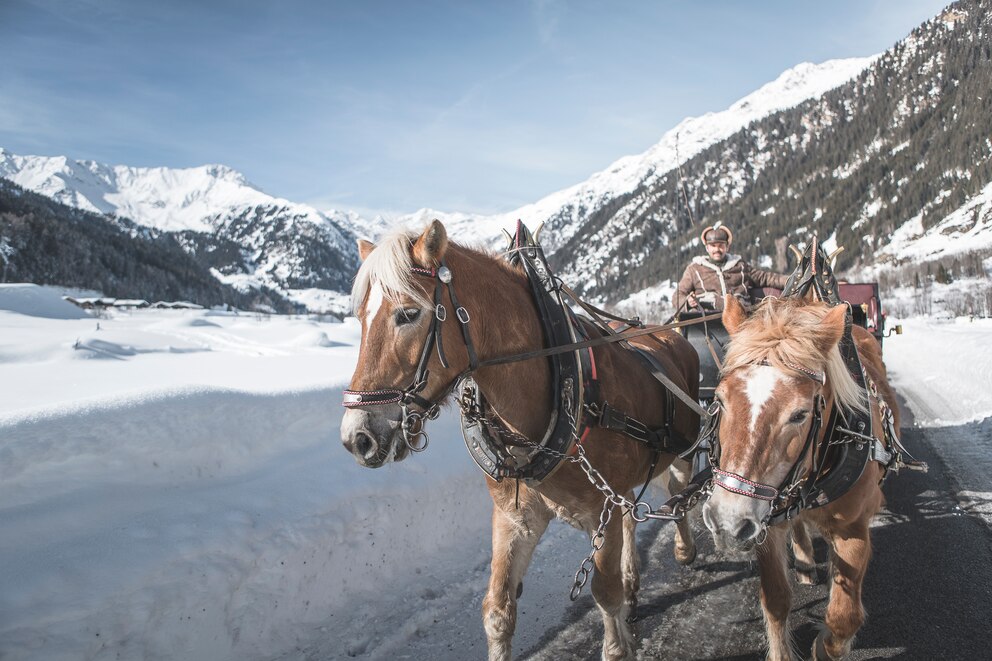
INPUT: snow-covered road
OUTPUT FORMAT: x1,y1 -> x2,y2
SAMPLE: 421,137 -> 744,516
2,286 -> 991,661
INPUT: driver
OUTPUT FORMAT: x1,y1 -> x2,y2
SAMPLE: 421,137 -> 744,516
672,222 -> 789,312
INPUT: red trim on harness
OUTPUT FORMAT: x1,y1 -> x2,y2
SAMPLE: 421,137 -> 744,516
570,346 -> 599,455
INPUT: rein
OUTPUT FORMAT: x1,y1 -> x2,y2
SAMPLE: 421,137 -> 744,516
475,313 -> 721,370
343,237 -> 717,459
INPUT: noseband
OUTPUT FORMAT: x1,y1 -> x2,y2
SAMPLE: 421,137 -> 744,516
706,361 -> 826,526
342,260 -> 478,452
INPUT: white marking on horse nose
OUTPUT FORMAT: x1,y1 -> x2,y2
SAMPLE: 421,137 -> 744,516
744,366 -> 782,433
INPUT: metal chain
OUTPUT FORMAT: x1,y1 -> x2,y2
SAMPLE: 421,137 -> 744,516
570,497 -> 615,600
482,399 -> 700,600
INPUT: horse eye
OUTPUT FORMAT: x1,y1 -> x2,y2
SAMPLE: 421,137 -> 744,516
788,410 -> 809,424
394,308 -> 421,326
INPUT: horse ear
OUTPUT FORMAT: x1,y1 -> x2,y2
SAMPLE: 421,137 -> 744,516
723,295 -> 747,336
357,239 -> 376,262
412,219 -> 448,268
814,304 -> 848,352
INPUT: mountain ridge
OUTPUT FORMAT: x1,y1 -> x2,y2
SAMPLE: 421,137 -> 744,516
3,1 -> 985,313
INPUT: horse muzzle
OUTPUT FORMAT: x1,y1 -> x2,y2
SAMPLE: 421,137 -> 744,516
341,409 -> 407,468
702,498 -> 768,553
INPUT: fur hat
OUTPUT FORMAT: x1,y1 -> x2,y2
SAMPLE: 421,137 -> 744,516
700,222 -> 733,244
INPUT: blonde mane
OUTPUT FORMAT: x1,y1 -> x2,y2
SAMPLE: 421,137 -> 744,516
722,299 -> 867,413
351,228 -> 431,315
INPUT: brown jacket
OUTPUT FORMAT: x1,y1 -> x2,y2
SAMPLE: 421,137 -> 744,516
673,255 -> 789,311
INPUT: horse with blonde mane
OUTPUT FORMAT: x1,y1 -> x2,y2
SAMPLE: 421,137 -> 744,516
341,220 -> 701,660
701,294 -> 901,660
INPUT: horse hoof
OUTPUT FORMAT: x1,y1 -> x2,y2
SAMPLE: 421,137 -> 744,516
795,565 -> 817,585
812,632 -> 842,660
675,545 -> 697,566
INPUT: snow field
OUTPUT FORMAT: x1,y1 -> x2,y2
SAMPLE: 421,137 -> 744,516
4,284 -> 992,660
0,285 -> 493,661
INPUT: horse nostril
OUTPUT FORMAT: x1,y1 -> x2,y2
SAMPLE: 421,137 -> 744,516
354,432 -> 375,457
734,519 -> 757,542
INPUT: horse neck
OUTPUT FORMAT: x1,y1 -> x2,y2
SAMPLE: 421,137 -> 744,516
449,248 -> 552,441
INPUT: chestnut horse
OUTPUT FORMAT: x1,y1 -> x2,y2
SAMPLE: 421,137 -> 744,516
341,220 -> 700,660
702,295 -> 900,661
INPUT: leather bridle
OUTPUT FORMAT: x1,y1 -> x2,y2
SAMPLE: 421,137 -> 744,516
342,260 -> 478,452
705,361 -> 827,527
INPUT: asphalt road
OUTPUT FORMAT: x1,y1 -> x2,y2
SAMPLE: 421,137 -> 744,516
520,398 -> 992,660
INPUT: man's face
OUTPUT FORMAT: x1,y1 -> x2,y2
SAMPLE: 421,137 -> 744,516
705,240 -> 728,262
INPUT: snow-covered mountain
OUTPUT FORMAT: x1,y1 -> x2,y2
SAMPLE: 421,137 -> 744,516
398,56 -> 876,253
0,149 -> 362,310
3,1 -> 985,314
542,0 -> 992,306
0,52 -> 871,310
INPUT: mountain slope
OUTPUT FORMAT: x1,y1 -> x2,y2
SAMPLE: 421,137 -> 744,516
405,56 -> 876,253
0,179 -> 293,311
0,149 -> 361,307
3,2 -> 985,313
551,0 -> 992,303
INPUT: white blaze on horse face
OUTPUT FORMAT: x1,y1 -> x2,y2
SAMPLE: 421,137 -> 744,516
744,365 -> 783,434
363,282 -> 385,331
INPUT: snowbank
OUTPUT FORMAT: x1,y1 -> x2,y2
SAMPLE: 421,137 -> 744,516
0,283 -> 90,319
0,306 -> 491,661
883,316 -> 992,426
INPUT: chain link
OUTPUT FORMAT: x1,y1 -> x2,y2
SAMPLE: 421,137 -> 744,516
480,399 -> 709,600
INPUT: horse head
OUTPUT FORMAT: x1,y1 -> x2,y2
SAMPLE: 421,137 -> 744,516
341,220 -> 472,467
701,296 -> 855,552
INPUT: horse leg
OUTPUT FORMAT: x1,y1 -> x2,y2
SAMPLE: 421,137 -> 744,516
666,459 -> 697,565
592,511 -> 636,660
813,524 -> 871,660
482,498 -> 552,661
757,525 -> 797,661
790,519 -> 817,585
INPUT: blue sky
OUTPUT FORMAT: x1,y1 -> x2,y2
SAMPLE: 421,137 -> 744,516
1,0 -> 950,217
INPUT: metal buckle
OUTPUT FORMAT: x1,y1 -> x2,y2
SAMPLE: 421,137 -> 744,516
435,304 -> 447,321
456,307 -> 470,323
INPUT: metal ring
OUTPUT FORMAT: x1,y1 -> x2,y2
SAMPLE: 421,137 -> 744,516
456,307 -> 470,323
435,304 -> 447,321
631,501 -> 652,523
402,411 -> 423,432
405,430 -> 430,452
